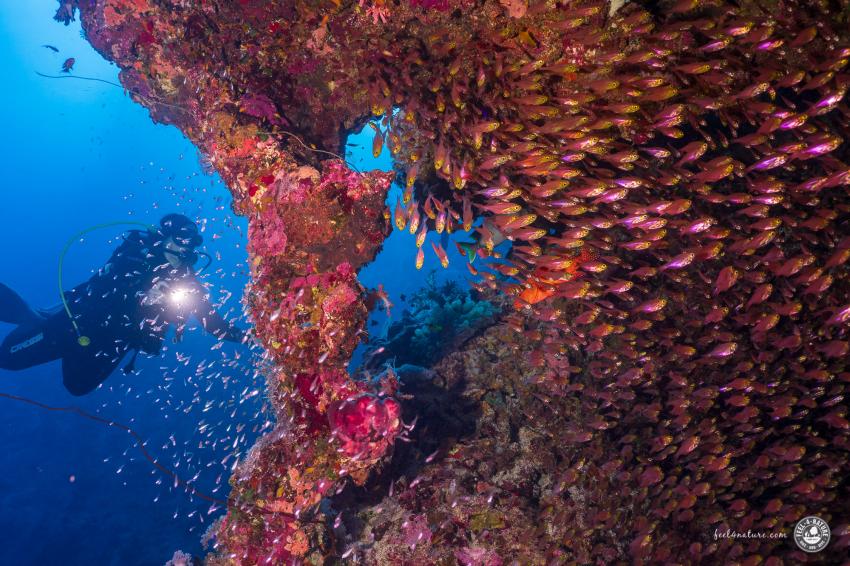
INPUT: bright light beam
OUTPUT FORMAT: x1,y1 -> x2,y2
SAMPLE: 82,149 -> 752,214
170,287 -> 190,306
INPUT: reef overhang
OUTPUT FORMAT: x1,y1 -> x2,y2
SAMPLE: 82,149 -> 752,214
59,0 -> 850,563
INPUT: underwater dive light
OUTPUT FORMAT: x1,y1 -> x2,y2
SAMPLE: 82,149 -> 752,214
169,286 -> 191,307
58,221 -> 157,347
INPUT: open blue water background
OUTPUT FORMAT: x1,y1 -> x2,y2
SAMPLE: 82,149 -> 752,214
0,2 -> 474,564
0,3 -> 258,564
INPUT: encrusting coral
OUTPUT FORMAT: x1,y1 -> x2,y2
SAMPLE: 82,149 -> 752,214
346,322 -> 622,564
56,0 -> 850,562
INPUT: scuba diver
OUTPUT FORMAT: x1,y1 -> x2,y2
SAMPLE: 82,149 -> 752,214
0,214 -> 245,395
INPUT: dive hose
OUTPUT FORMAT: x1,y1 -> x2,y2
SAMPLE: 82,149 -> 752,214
195,250 -> 213,274
58,221 -> 156,347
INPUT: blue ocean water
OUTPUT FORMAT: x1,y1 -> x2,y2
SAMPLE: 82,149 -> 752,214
347,126 -> 480,371
0,3 -> 260,564
0,3 -> 478,564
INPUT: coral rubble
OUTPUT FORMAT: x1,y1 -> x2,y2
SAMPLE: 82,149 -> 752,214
58,0 -> 850,563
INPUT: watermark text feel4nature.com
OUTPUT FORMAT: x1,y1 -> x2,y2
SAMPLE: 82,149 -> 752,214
714,529 -> 788,541
713,516 -> 832,554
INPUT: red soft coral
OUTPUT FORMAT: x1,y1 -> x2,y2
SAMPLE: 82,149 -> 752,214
328,393 -> 402,460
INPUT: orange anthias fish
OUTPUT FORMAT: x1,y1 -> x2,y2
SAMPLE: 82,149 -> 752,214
514,246 -> 598,308
515,282 -> 556,308
61,57 -> 75,73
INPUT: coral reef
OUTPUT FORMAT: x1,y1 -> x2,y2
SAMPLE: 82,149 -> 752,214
57,0 -> 850,563
213,164 -> 404,562
364,273 -> 500,369
165,550 -> 196,566
343,322 -> 625,563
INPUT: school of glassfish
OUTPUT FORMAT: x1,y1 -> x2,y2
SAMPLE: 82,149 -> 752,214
56,0 -> 850,562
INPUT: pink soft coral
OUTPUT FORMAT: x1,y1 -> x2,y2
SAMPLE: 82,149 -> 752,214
359,0 -> 390,24
247,205 -> 287,257
409,0 -> 451,10
238,93 -> 285,126
402,513 -> 433,548
455,546 -> 504,566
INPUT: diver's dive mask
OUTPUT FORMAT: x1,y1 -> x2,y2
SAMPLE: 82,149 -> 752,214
158,213 -> 206,268
161,238 -> 213,272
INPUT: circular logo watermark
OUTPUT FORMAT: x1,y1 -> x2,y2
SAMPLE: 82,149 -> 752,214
794,516 -> 830,553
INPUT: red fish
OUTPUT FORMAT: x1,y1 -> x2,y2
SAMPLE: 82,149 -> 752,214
369,124 -> 384,158
714,266 -> 739,294
405,163 -> 419,193
826,304 -> 850,326
431,242 -> 449,268
461,196 -> 473,232
435,208 -> 447,234
61,57 -> 75,73
706,342 -> 737,358
409,224 -> 425,249
393,197 -> 407,231
407,206 -> 421,235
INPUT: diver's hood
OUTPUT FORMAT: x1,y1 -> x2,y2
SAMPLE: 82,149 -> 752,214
158,214 -> 203,248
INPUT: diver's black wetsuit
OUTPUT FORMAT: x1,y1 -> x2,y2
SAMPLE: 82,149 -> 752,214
0,230 -> 243,395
